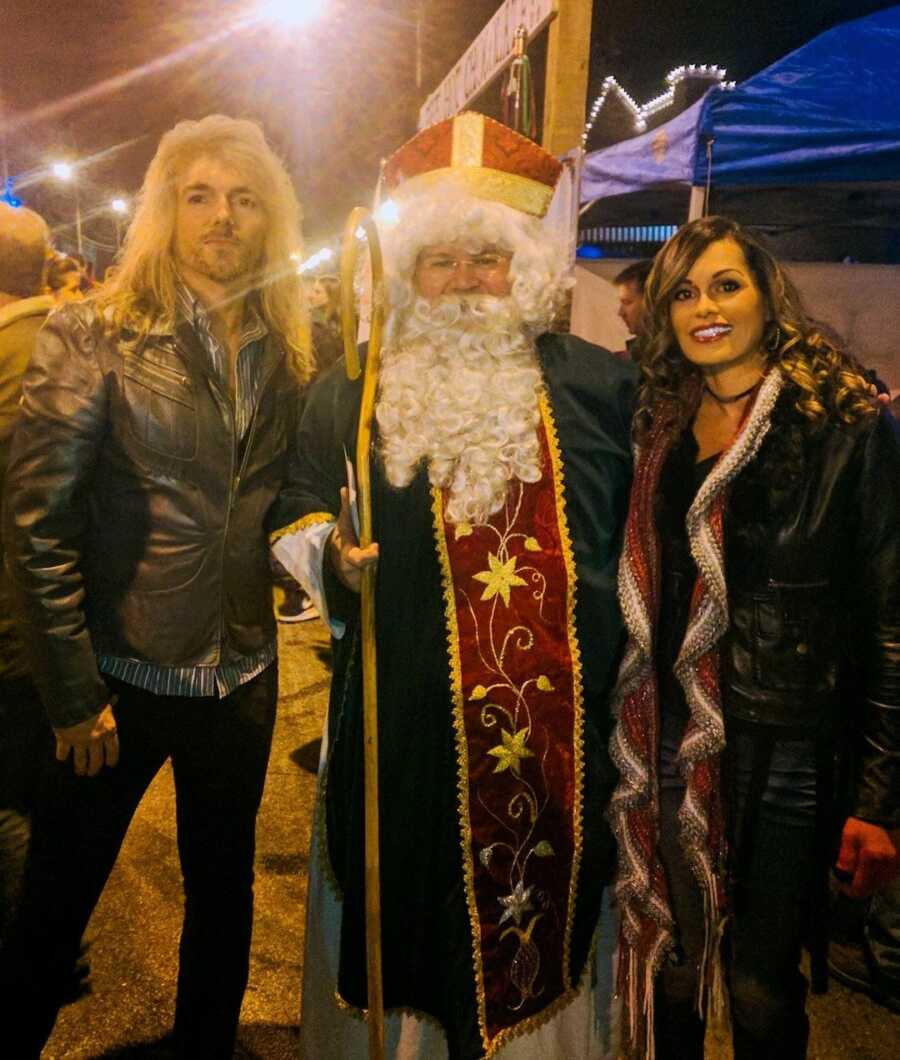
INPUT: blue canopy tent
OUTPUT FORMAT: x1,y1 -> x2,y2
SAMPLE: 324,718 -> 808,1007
579,6 -> 900,261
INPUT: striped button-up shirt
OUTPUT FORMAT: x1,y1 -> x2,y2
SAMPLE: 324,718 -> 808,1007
98,282 -> 276,698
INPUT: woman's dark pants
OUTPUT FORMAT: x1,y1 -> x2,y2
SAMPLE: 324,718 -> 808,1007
653,783 -> 816,1059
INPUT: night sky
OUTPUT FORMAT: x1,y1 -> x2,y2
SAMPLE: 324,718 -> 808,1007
1,0 -> 895,254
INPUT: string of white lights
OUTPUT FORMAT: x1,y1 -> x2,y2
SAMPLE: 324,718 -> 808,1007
582,65 -> 736,143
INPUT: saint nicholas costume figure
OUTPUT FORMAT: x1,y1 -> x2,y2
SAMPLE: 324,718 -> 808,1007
274,114 -> 637,1060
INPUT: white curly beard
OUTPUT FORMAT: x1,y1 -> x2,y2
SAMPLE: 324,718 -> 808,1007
375,293 -> 543,526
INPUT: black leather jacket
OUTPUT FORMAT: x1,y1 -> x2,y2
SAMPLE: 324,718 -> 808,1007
719,395 -> 900,826
3,303 -> 303,728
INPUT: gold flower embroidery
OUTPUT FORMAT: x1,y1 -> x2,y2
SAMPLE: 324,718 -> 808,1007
487,728 -> 534,775
473,552 -> 527,607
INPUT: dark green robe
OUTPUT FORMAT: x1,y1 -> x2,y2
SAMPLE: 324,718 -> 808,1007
290,333 -> 636,1059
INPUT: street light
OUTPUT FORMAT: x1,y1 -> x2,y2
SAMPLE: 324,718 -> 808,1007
51,159 -> 82,255
254,0 -> 328,29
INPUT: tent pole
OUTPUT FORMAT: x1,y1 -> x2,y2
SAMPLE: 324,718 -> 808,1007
688,185 -> 705,220
688,137 -> 715,221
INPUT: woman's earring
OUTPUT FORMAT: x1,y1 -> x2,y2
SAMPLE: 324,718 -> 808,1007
765,324 -> 782,353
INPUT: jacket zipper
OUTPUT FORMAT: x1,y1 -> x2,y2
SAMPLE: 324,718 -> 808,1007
219,341 -> 285,662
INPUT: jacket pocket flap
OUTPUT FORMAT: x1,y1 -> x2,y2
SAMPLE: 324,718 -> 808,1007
123,356 -> 194,408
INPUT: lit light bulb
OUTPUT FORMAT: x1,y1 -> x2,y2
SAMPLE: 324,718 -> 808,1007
255,0 -> 327,29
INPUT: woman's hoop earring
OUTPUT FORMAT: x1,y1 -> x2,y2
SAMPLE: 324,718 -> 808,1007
766,324 -> 782,353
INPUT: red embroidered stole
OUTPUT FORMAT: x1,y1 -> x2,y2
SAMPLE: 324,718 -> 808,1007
432,395 -> 584,1053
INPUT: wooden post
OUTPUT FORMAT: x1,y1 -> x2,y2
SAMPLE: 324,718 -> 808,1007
542,0 -> 593,155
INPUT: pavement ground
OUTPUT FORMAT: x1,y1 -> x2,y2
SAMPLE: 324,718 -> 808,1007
38,619 -> 900,1059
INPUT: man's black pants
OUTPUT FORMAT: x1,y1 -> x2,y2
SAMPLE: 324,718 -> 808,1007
0,663 -> 277,1059
0,676 -> 52,945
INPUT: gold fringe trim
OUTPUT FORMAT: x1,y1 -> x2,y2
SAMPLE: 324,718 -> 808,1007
332,989 -> 447,1036
483,923 -> 605,1057
428,389 -> 589,1055
333,923 -> 608,1059
394,166 -> 554,218
430,484 -> 490,1049
538,389 -> 587,996
269,510 -> 335,545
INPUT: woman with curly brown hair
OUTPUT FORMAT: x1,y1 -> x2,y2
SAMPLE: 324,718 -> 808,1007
608,216 -> 900,1059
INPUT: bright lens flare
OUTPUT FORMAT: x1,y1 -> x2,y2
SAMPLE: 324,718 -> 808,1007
111,198 -> 128,214
298,246 -> 334,273
52,162 -> 74,181
374,199 -> 400,226
255,0 -> 327,29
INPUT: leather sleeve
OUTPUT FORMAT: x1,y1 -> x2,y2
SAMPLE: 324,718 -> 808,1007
2,307 -> 110,728
267,360 -> 348,539
269,357 -> 361,625
848,411 -> 900,826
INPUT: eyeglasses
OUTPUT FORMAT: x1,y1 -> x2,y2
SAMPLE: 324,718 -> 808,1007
416,251 -> 511,275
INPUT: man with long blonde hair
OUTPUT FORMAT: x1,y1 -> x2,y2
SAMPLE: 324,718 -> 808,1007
1,115 -> 312,1058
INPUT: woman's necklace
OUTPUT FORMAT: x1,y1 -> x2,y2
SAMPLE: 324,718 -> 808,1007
703,378 -> 762,404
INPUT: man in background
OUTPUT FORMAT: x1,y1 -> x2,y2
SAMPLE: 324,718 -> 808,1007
613,257 -> 652,360
0,202 -> 54,946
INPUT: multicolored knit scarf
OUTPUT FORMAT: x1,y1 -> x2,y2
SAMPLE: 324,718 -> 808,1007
609,370 -> 784,1057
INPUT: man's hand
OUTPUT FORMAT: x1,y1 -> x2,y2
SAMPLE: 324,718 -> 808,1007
329,486 -> 379,593
54,700 -> 120,777
835,817 -> 900,898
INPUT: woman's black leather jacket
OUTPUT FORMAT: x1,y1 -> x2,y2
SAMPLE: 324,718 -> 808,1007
720,393 -> 899,826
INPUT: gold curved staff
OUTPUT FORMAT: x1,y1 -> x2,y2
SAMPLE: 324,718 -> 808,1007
340,206 -> 385,1060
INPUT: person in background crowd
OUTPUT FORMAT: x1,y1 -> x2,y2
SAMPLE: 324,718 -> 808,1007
309,273 -> 342,372
609,216 -> 899,1059
309,273 -> 339,327
44,251 -> 87,303
0,203 -> 55,945
613,257 -> 653,361
0,114 -> 313,1059
830,876 -> 900,1014
275,112 -> 637,1060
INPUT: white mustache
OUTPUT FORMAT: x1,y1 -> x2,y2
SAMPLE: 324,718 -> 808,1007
413,293 -> 520,331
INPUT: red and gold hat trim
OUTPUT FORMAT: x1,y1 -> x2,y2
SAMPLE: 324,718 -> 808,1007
383,112 -> 562,219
